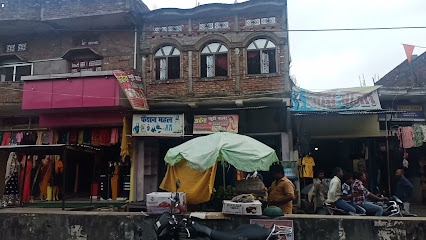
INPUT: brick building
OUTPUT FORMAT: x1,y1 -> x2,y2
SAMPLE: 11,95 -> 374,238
0,0 -> 291,203
0,0 -> 148,201
131,0 -> 292,201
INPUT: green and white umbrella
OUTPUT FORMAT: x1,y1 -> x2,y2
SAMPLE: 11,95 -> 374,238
164,132 -> 279,172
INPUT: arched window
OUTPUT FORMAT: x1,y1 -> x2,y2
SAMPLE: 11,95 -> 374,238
247,39 -> 276,74
201,43 -> 228,78
154,45 -> 181,80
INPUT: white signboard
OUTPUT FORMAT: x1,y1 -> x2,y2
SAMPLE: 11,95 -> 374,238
132,114 -> 184,136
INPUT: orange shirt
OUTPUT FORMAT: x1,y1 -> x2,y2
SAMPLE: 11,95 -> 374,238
55,160 -> 63,174
268,176 -> 295,214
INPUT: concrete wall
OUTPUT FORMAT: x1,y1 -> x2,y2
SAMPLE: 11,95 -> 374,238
0,211 -> 424,240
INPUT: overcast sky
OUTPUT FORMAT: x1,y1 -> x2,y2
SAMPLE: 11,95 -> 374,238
143,0 -> 426,90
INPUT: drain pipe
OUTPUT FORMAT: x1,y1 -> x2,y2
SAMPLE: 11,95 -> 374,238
134,27 -> 138,70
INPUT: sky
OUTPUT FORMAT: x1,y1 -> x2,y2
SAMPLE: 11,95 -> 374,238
142,0 -> 426,90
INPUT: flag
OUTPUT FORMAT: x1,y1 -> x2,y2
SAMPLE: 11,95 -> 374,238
403,44 -> 415,63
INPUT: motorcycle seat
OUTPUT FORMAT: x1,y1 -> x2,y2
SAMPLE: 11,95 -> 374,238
210,224 -> 272,240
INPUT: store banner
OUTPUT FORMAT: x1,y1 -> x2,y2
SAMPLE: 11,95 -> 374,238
132,114 -> 184,136
291,86 -> 382,111
193,115 -> 239,134
113,70 -> 149,110
380,104 -> 425,122
395,104 -> 425,121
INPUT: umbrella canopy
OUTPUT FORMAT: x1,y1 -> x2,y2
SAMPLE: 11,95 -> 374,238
164,132 -> 279,172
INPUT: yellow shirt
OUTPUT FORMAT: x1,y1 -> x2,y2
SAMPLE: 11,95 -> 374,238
268,177 -> 295,214
301,156 -> 315,178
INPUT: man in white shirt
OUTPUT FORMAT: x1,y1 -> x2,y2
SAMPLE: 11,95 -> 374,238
327,167 -> 358,215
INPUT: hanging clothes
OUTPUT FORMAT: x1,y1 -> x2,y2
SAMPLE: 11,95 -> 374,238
39,156 -> 52,201
52,130 -> 59,144
0,132 -> 3,145
21,132 -> 37,145
91,129 -> 101,146
420,125 -> 426,142
31,159 -> 41,199
69,130 -> 78,145
74,164 -> 79,193
16,132 -> 24,144
398,127 -> 415,149
83,129 -> 92,145
41,131 -> 50,145
100,128 -> 112,145
413,126 -> 424,147
36,131 -> 43,145
53,158 -> 64,188
111,164 -> 119,200
78,130 -> 84,145
299,156 -> 315,178
1,132 -> 11,146
59,131 -> 69,144
2,152 -> 20,207
160,160 -> 218,204
20,156 -> 32,203
9,132 -> 18,146
111,128 -> 119,144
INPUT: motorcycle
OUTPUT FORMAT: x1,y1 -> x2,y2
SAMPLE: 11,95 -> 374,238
376,196 -> 417,217
154,180 -> 292,240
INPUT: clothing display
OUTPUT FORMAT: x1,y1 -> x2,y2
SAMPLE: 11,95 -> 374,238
1,132 -> 11,146
111,164 -> 119,200
111,128 -> 119,144
413,126 -> 424,147
398,126 -> 415,149
21,132 -> 37,145
36,131 -> 43,145
298,156 -> 315,178
0,132 -> 3,145
2,152 -> 20,207
160,160 -> 218,204
420,125 -> 426,142
40,156 -> 52,201
20,156 -> 33,203
16,132 -> 24,144
53,159 -> 64,187
78,130 -> 84,145
69,131 -> 78,145
9,132 -> 18,146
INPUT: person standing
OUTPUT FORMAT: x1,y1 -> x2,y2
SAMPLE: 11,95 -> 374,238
327,167 -> 358,215
352,172 -> 387,216
311,170 -> 326,213
395,169 -> 413,212
268,164 -> 296,214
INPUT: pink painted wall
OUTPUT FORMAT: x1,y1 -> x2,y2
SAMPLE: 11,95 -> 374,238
22,76 -> 120,110
39,111 -> 125,127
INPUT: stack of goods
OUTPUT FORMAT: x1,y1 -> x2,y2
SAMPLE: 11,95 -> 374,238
222,194 -> 262,216
235,174 -> 267,201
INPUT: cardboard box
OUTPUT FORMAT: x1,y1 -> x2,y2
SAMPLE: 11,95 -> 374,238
146,192 -> 187,215
222,200 -> 262,216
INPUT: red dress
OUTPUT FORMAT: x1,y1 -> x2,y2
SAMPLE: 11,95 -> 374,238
20,156 -> 33,203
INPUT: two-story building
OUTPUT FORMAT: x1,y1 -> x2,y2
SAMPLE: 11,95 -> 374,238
0,0 -> 149,202
132,0 -> 291,201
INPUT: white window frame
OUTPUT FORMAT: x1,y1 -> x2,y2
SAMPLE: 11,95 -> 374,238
0,63 -> 33,82
247,39 -> 277,75
154,46 -> 181,80
200,43 -> 229,78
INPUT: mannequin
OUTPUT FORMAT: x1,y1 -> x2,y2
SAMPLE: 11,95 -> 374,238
53,156 -> 64,201
39,155 -> 52,201
2,152 -> 20,207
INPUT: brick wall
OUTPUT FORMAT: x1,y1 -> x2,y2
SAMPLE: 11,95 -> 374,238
142,3 -> 288,101
0,32 -> 135,72
0,82 -> 23,104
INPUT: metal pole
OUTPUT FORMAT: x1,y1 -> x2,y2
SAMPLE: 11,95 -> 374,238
385,115 -> 391,195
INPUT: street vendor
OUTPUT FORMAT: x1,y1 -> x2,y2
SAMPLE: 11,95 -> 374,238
267,164 -> 296,214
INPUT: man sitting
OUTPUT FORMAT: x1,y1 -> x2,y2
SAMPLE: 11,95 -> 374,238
327,167 -> 358,215
342,175 -> 366,215
352,172 -> 387,216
